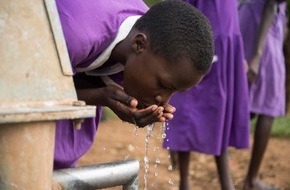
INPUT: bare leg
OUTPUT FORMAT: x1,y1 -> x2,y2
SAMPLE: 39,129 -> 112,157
178,151 -> 191,190
243,114 -> 277,190
215,151 -> 235,190
169,150 -> 178,170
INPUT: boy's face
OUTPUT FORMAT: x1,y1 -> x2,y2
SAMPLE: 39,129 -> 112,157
123,49 -> 204,108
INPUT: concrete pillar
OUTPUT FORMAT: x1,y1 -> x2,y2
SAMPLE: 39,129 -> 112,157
0,0 -> 96,189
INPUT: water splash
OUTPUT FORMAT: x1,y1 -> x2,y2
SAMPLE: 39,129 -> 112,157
134,126 -> 139,136
161,133 -> 167,139
128,144 -> 135,152
153,156 -> 161,182
154,171 -> 158,177
124,155 -> 130,160
161,121 -> 168,139
155,157 -> 161,164
143,121 -> 169,189
168,179 -> 174,185
144,123 -> 155,190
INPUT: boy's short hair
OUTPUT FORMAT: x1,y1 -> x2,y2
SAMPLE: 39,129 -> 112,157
134,0 -> 214,74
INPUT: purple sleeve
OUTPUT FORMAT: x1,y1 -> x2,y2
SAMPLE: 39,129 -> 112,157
57,13 -> 88,73
56,0 -> 148,73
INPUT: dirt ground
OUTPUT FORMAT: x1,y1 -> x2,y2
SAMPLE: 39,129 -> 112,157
78,118 -> 290,190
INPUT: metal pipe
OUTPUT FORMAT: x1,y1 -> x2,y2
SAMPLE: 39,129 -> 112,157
53,159 -> 140,190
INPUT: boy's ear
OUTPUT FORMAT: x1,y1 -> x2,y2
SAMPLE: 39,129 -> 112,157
132,33 -> 148,54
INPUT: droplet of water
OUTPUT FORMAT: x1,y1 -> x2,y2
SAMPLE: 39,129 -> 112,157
168,179 -> 174,185
124,155 -> 130,160
128,144 -> 135,152
168,165 -> 173,171
161,133 -> 166,139
155,157 -> 161,164
134,126 -> 139,136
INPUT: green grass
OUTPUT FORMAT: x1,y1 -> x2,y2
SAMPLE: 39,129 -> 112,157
271,116 -> 290,138
101,107 -> 117,120
143,0 -> 161,7
251,116 -> 290,138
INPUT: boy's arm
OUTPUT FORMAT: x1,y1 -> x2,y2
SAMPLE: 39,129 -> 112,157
247,0 -> 278,83
76,85 -> 167,127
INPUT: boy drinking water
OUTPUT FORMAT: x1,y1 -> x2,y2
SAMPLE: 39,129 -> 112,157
54,0 -> 214,169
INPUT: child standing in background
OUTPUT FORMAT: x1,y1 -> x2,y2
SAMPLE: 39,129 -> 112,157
163,0 -> 250,190
54,0 -> 214,169
239,0 -> 287,189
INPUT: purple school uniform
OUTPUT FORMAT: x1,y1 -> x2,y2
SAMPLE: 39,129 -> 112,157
163,0 -> 250,155
239,0 -> 286,117
54,0 -> 148,169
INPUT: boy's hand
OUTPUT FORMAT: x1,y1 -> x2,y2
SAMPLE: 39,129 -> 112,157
77,85 -> 175,127
157,103 -> 176,122
102,85 -> 165,127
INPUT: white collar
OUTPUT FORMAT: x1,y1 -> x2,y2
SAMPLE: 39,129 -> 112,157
76,15 -> 141,73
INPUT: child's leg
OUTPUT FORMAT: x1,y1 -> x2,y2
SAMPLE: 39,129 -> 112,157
243,114 -> 276,190
215,151 -> 235,190
178,151 -> 191,190
169,150 -> 178,169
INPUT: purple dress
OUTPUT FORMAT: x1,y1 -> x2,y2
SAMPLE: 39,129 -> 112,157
163,0 -> 250,155
239,0 -> 286,117
54,0 -> 148,169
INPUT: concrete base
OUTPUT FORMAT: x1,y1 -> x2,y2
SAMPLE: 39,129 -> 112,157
0,122 -> 56,189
